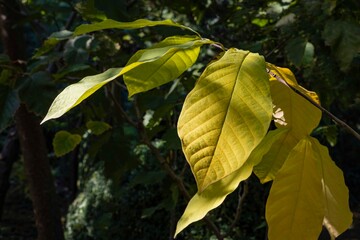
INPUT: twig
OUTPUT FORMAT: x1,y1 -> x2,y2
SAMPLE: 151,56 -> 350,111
266,68 -> 360,141
132,98 -> 224,240
228,181 -> 249,232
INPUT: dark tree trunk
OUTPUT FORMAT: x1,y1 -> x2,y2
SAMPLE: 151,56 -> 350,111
0,1 -> 64,240
0,127 -> 19,219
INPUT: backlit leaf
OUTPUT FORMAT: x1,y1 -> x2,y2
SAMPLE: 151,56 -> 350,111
175,161 -> 254,237
178,48 -> 272,192
266,138 -> 325,240
73,19 -> 199,36
311,138 -> 352,237
53,130 -> 82,157
175,126 -> 288,237
86,120 -> 112,135
124,36 -> 212,96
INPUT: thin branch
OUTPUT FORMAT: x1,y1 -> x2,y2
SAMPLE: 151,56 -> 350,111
267,68 -> 360,141
228,180 -> 249,232
132,98 -> 224,240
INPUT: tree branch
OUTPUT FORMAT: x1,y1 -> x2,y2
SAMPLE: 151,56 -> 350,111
266,68 -> 360,141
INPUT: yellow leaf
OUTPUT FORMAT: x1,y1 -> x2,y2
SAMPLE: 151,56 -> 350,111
175,127 -> 286,237
267,63 -> 320,105
253,129 -> 299,183
311,138 -> 352,237
266,138 -> 325,240
178,48 -> 272,192
174,161 -> 253,237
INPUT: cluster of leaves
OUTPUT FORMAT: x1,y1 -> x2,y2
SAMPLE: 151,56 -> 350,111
40,13 -> 354,239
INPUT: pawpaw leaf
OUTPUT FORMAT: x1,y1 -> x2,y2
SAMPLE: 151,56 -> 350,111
53,130 -> 82,157
178,48 -> 272,192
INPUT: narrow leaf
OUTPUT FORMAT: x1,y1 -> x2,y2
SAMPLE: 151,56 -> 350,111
175,161 -> 254,237
74,19 -> 199,36
124,36 -> 211,96
178,48 -> 272,192
53,130 -> 82,157
41,68 -> 123,124
266,138 -> 325,240
311,138 -> 352,237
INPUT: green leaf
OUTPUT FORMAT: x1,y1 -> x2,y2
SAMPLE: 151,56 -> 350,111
73,19 -> 199,36
124,36 -> 211,96
0,86 -> 19,131
53,130 -> 82,157
285,37 -> 314,67
86,121 -> 112,135
41,68 -> 123,124
322,20 -> 360,71
17,71 -> 58,116
42,36 -> 207,124
311,138 -> 352,237
178,48 -> 272,192
266,138 -> 325,240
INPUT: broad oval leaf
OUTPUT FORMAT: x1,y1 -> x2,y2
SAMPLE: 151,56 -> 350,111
311,138 -> 352,237
178,48 -> 272,192
123,36 -> 212,96
53,130 -> 82,157
266,138 -> 325,240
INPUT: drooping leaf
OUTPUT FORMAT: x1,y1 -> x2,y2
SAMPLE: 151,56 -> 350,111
86,120 -> 112,135
175,161 -> 254,237
254,65 -> 322,182
178,48 -> 272,192
266,138 -> 325,240
41,68 -> 123,124
311,138 -> 352,237
124,36 -> 212,96
0,86 -> 19,131
73,19 -> 199,36
322,20 -> 360,71
253,129 -> 299,183
42,36 -> 206,123
53,130 -> 82,157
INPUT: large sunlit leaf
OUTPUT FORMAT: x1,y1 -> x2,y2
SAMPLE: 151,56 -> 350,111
73,18 -> 199,36
266,138 -> 325,240
175,128 -> 286,237
311,138 -> 352,237
124,36 -> 212,96
178,48 -> 272,192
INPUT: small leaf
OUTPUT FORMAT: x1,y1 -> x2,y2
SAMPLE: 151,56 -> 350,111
86,121 -> 111,135
123,36 -> 212,96
178,48 -> 272,192
53,130 -> 82,157
311,138 -> 352,237
266,138 -> 325,240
